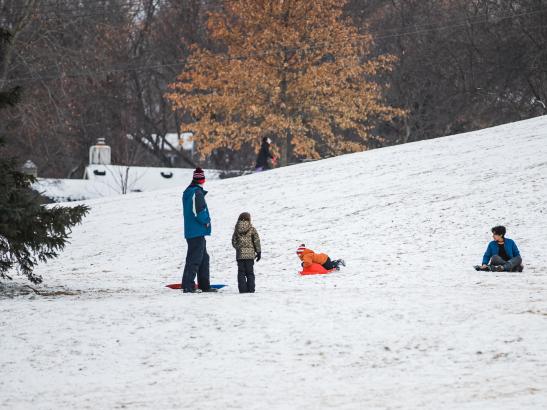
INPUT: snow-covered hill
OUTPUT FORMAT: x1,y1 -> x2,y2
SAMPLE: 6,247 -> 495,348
1,116 -> 547,409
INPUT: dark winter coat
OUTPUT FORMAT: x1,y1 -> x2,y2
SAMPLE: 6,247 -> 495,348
255,141 -> 273,169
232,220 -> 261,260
182,183 -> 211,239
482,238 -> 520,265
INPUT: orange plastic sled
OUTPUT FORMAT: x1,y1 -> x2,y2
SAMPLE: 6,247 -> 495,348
299,263 -> 336,276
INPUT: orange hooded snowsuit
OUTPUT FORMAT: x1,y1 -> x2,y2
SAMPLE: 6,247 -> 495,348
297,248 -> 329,268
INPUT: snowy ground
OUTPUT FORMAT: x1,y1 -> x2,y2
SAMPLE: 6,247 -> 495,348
1,116 -> 547,409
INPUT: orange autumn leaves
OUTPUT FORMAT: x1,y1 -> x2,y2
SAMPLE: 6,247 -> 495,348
167,0 -> 404,165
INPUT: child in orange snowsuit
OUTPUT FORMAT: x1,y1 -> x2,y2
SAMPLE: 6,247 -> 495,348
296,244 -> 345,271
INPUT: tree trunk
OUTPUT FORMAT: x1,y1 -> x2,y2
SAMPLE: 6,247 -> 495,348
279,130 -> 289,166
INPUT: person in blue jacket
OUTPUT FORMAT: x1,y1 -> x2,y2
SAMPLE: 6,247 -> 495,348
181,168 -> 216,293
479,226 -> 523,272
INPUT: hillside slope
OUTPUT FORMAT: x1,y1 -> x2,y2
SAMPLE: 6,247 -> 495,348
1,116 -> 546,409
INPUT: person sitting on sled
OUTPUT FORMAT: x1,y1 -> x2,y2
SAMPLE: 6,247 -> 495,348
476,225 -> 523,272
296,244 -> 345,271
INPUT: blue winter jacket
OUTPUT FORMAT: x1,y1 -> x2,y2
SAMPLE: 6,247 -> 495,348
182,183 -> 211,239
482,238 -> 520,265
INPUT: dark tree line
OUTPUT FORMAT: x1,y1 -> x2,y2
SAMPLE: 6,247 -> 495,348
349,0 -> 547,144
1,27 -> 89,284
1,0 -> 546,177
0,0 -> 210,178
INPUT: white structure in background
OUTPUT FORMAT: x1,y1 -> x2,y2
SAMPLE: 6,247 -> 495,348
21,160 -> 38,177
34,137 -> 219,202
128,132 -> 194,165
83,164 -> 220,195
89,137 -> 111,165
155,132 -> 194,152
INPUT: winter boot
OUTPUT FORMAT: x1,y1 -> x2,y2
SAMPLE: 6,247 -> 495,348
201,288 -> 218,293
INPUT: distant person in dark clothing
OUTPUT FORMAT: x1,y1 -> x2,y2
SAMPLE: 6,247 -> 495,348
477,225 -> 523,272
255,137 -> 276,172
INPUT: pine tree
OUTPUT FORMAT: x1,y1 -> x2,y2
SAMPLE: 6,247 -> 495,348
167,0 -> 405,166
0,28 -> 89,285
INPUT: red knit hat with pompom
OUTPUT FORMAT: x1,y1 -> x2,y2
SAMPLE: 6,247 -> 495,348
193,167 -> 205,182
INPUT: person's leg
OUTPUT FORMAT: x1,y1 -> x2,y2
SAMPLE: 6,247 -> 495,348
246,260 -> 255,293
490,255 -> 505,266
181,264 -> 189,288
331,259 -> 345,270
237,260 -> 248,293
322,257 -> 335,270
182,237 -> 204,291
182,242 -> 192,288
505,255 -> 523,272
197,238 -> 210,290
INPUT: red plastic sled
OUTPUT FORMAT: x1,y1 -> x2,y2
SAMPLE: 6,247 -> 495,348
299,263 -> 336,276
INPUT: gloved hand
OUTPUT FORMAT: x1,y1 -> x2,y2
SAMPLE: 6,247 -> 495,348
255,252 -> 261,262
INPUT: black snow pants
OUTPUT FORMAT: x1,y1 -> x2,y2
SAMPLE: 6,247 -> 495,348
322,257 -> 335,270
181,237 -> 210,291
237,259 -> 255,293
